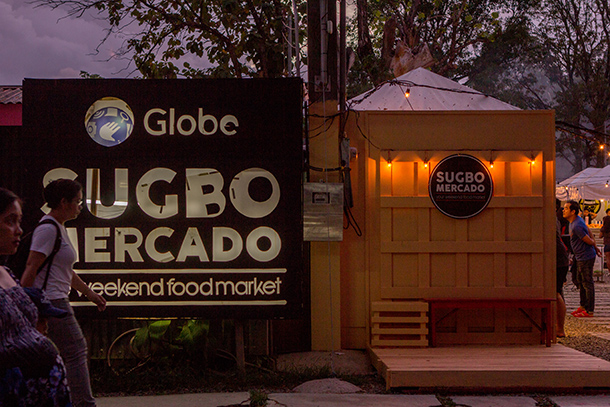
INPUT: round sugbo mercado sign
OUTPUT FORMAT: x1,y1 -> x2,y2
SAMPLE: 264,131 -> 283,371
428,154 -> 493,219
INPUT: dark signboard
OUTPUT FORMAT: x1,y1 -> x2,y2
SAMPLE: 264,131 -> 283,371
428,154 -> 493,219
21,79 -> 304,319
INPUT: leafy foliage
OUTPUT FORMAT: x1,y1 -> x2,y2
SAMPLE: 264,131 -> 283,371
347,0 -> 512,96
537,0 -> 610,171
36,0 -> 305,78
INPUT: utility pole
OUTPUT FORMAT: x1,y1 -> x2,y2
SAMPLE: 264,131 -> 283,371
307,0 -> 338,102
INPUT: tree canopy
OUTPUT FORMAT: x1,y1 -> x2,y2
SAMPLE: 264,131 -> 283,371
38,0 -> 304,78
33,0 -> 610,173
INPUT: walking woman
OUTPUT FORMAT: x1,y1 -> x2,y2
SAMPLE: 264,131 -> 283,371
21,179 -> 106,407
0,187 -> 71,406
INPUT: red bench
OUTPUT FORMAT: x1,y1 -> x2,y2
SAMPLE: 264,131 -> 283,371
426,299 -> 553,347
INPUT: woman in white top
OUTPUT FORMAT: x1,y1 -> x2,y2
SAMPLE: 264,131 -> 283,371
21,179 -> 106,407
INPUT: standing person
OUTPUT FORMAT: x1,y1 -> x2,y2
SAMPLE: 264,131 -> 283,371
599,208 -> 610,274
563,200 -> 601,318
21,179 -> 106,407
0,187 -> 71,407
556,216 -> 569,337
582,208 -> 597,225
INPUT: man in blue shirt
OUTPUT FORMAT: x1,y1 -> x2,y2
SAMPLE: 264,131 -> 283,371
563,200 -> 601,317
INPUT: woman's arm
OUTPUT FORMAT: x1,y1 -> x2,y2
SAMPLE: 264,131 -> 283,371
20,251 -> 47,287
71,272 -> 107,311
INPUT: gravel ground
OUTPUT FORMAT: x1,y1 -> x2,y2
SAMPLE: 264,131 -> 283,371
559,275 -> 610,362
559,315 -> 610,360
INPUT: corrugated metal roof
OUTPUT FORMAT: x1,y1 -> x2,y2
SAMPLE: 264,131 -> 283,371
0,86 -> 23,104
348,67 -> 518,111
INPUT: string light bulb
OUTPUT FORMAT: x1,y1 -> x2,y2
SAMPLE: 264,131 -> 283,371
529,152 -> 536,166
404,88 -> 411,98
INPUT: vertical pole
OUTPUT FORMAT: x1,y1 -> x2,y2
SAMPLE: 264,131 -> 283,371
235,319 -> 245,375
293,0 -> 300,77
339,0 -> 346,130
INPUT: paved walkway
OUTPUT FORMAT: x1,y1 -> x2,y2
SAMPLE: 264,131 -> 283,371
97,393 -> 610,407
96,273 -> 610,406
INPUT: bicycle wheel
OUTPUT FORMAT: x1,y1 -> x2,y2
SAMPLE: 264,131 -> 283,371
107,328 -> 150,375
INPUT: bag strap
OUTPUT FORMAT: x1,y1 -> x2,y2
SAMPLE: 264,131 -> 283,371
35,219 -> 62,290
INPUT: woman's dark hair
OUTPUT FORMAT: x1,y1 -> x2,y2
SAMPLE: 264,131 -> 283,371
44,179 -> 83,209
0,188 -> 21,215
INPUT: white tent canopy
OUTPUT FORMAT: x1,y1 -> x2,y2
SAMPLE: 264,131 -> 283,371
348,67 -> 520,111
556,165 -> 610,201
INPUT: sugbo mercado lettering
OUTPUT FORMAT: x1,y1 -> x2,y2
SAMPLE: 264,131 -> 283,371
435,171 -> 486,184
77,225 -> 281,263
43,167 -> 280,220
435,171 -> 487,193
44,166 -> 284,263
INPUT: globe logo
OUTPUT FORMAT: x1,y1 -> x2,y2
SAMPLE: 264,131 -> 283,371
85,97 -> 134,147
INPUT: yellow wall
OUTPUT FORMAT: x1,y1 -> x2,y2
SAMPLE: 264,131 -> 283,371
342,110 -> 556,347
308,102 -> 342,350
309,108 -> 556,350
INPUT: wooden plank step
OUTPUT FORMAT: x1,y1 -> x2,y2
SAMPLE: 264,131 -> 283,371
371,301 -> 429,348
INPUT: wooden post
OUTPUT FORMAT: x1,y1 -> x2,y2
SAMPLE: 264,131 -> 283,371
235,319 -> 246,376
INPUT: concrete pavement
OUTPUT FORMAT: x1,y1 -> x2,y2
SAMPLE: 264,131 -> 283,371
97,392 -> 610,406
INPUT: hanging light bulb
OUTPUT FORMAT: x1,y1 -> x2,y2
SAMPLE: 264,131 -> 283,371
404,88 -> 411,98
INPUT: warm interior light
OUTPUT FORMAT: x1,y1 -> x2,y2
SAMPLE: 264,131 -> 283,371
601,145 -> 605,150
424,161 -> 428,168
387,161 -> 392,168
490,161 -> 494,168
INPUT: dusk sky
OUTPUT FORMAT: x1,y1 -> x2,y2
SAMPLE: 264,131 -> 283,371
0,0 -> 135,85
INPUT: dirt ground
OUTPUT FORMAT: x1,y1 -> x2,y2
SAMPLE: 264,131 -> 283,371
276,349 -> 375,376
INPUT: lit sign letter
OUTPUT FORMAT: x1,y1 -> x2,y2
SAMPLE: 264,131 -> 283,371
144,108 -> 166,136
115,227 -> 144,262
220,115 -> 239,136
176,227 -> 209,262
198,109 -> 218,135
246,227 -> 281,262
212,227 -> 243,262
229,168 -> 280,218
85,227 -> 111,262
177,115 -> 197,136
86,168 -> 128,219
145,227 -> 175,263
185,169 -> 226,218
136,168 -> 179,219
